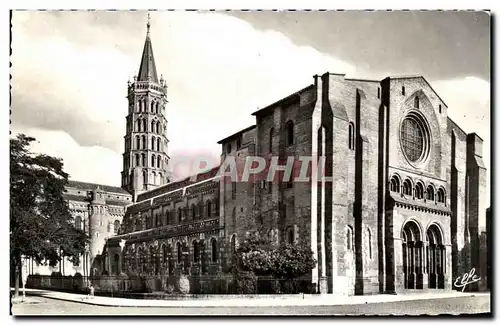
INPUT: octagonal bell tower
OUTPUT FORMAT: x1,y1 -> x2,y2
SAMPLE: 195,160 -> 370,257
121,14 -> 171,199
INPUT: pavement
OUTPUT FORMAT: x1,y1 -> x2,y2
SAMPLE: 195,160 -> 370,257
10,287 -> 488,308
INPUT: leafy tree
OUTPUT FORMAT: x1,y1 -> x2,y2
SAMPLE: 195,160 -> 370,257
10,134 -> 89,296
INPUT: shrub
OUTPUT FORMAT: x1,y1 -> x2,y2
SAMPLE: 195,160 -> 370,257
234,271 -> 257,294
177,274 -> 190,294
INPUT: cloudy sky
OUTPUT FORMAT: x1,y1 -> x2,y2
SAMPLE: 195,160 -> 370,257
11,10 -> 490,215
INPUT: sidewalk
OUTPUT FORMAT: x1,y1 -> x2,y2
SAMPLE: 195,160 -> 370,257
11,288 -> 488,308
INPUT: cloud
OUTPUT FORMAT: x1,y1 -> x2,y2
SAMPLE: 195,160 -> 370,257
432,76 -> 491,225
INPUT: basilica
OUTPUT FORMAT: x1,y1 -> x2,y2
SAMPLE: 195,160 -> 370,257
28,20 -> 487,295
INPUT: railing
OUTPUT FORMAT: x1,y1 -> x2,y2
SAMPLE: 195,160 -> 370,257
26,274 -> 316,296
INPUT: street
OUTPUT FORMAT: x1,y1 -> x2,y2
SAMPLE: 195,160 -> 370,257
11,294 -> 491,316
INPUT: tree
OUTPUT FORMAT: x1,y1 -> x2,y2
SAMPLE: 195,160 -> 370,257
10,134 -> 89,296
232,228 -> 317,293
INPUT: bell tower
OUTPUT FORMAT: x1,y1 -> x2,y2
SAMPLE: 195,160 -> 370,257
121,13 -> 171,198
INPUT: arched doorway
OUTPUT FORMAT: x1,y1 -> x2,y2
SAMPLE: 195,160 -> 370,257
427,224 -> 445,289
402,220 -> 423,289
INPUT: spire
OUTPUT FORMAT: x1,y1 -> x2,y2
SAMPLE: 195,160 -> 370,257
137,12 -> 159,83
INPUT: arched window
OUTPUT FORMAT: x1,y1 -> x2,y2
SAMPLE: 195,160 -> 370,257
141,154 -> 146,167
176,242 -> 182,263
193,240 -> 200,263
135,154 -> 139,167
426,185 -> 435,201
177,207 -> 182,223
390,175 -> 400,193
151,120 -> 155,133
157,138 -> 161,151
403,179 -> 412,196
207,201 -> 212,217
135,136 -> 140,150
151,101 -> 155,113
157,156 -> 161,168
230,234 -> 237,255
162,244 -> 168,263
349,122 -> 355,150
346,226 -> 353,251
156,102 -> 160,115
141,135 -> 146,149
211,238 -> 217,263
232,207 -> 236,228
156,121 -> 161,134
135,120 -> 140,132
437,188 -> 446,203
269,128 -> 274,153
415,182 -> 424,199
74,216 -> 82,230
198,202 -> 203,218
414,96 -> 420,109
285,121 -> 294,146
367,228 -> 372,259
191,204 -> 196,220
151,137 -> 155,151
142,119 -> 147,132
143,169 -> 147,185
114,220 -> 120,235
151,154 -> 156,167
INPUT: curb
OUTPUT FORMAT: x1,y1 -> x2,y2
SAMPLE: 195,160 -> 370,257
30,291 -> 487,308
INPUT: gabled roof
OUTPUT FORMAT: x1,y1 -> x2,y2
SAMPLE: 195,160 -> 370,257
388,75 -> 448,108
137,22 -> 159,83
251,84 -> 314,117
67,180 -> 130,195
217,125 -> 256,144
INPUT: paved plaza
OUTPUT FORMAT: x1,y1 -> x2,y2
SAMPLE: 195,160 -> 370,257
10,289 -> 491,316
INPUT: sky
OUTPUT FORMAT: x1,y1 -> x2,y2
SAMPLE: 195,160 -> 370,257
11,10 -> 491,221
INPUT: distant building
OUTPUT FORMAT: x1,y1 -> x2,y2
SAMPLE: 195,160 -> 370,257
28,20 -> 488,295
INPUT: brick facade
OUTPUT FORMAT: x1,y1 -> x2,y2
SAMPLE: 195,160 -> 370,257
26,24 -> 487,296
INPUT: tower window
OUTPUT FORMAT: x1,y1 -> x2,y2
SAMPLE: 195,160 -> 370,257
141,154 -> 146,167
135,136 -> 140,150
157,138 -> 161,152
151,121 -> 155,133
151,154 -> 156,167
142,119 -> 146,132
439,104 -> 442,114
156,121 -> 160,134
156,102 -> 160,115
285,121 -> 294,146
402,86 -> 406,96
151,137 -> 155,151
151,101 -> 155,113
414,96 -> 420,109
157,155 -> 161,168
135,154 -> 140,167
